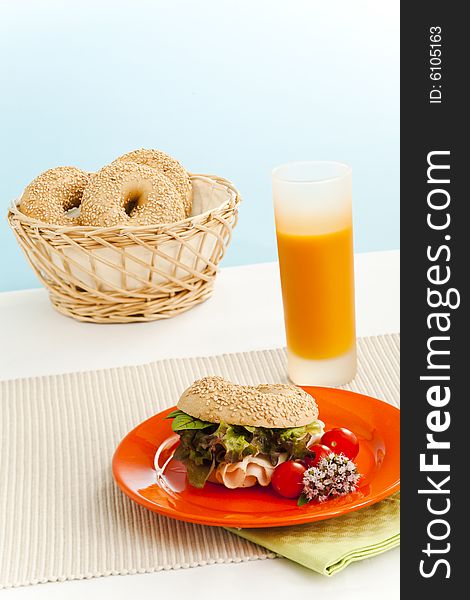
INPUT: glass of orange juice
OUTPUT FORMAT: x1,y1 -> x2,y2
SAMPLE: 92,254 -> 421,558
272,161 -> 356,386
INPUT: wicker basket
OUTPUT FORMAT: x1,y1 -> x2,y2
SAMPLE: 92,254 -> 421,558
7,174 -> 241,323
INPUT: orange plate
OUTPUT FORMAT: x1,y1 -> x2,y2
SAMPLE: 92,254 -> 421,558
112,387 -> 400,528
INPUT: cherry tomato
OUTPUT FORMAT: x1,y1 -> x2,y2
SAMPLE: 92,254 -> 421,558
271,461 -> 306,498
302,444 -> 332,468
321,428 -> 359,460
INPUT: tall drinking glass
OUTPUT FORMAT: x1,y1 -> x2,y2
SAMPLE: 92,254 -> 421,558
272,161 -> 356,386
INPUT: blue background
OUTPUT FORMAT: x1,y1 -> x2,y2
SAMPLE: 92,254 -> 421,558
0,0 -> 399,292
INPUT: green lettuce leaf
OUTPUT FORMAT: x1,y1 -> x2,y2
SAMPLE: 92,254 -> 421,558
166,409 -> 215,432
215,424 -> 258,462
173,429 -> 215,487
184,458 -> 214,488
167,410 -> 324,487
250,427 -> 278,464
278,420 -> 324,458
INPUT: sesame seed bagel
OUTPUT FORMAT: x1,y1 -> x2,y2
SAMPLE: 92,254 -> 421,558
113,149 -> 192,217
79,162 -> 186,227
19,166 -> 89,225
177,376 -> 319,428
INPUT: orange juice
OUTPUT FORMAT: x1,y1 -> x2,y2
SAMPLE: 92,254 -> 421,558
276,226 -> 355,360
272,160 -> 356,385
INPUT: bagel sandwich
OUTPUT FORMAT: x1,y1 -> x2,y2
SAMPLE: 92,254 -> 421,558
166,376 -> 324,489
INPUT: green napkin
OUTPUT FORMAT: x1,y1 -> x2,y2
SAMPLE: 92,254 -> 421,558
226,493 -> 400,576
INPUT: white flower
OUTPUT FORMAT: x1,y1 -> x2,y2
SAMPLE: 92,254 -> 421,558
302,453 -> 361,503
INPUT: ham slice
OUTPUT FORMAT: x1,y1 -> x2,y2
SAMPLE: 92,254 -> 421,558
213,454 -> 287,489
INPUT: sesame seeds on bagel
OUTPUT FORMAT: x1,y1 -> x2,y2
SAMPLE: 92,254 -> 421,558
114,148 -> 192,217
19,166 -> 89,225
17,149 -> 193,228
79,161 -> 186,227
177,376 -> 319,428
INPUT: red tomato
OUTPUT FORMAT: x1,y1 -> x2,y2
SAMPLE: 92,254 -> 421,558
321,428 -> 359,460
303,444 -> 332,468
271,461 -> 306,498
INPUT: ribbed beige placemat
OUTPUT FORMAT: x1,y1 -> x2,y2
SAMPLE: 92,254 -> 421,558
0,334 -> 399,589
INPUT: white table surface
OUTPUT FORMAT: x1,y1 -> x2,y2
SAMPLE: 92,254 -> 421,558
0,250 -> 400,598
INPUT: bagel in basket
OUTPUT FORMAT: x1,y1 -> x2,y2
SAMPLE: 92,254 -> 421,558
79,161 -> 186,227
166,376 -> 324,489
17,148 -> 192,227
19,166 -> 89,225
113,148 -> 192,217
